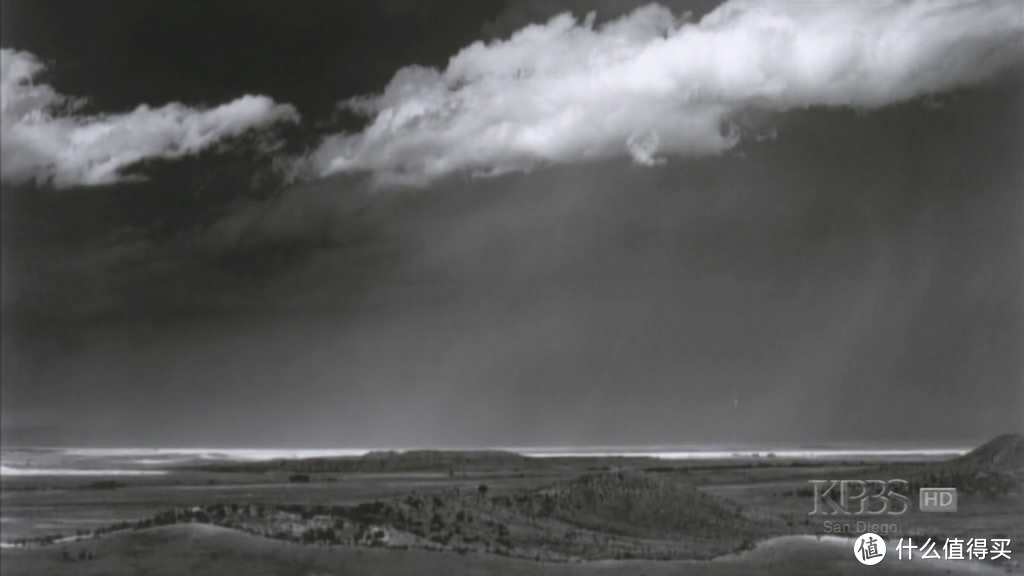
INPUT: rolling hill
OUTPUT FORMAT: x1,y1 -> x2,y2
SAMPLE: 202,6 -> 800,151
908,433 -> 1024,495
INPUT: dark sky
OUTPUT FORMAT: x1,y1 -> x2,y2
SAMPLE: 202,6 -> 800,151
1,0 -> 1022,447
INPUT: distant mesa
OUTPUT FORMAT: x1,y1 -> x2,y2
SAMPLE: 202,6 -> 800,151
199,449 -> 539,474
357,450 -> 533,468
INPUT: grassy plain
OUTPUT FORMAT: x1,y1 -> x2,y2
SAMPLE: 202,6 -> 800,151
2,436 -> 1021,574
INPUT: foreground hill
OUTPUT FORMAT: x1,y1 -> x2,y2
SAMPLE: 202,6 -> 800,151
956,433 -> 1024,472
1,523 -> 1006,576
907,433 -> 1024,495
519,471 -> 770,541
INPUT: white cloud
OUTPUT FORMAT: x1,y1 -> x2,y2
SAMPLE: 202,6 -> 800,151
1,49 -> 299,188
308,0 -> 1024,185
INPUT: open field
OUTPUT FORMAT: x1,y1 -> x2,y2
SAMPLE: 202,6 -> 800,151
2,436 -> 1022,574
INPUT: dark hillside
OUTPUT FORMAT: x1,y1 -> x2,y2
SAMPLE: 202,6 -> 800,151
515,471 -> 774,541
908,434 -> 1024,495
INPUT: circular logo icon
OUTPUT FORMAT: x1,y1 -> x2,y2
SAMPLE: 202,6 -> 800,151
853,532 -> 886,565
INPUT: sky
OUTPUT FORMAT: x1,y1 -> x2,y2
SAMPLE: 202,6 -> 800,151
1,0 -> 1022,448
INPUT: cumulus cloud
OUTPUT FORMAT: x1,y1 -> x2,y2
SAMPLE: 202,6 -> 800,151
308,0 -> 1024,184
1,49 -> 299,188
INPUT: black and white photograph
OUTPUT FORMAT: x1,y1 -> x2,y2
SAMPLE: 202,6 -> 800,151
1,1 -> 1022,574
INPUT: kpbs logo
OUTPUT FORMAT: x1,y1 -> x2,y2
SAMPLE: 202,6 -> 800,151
808,479 -> 912,516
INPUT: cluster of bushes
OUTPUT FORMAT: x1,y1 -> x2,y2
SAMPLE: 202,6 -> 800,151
79,480 -> 126,490
299,527 -> 339,544
59,548 -> 95,562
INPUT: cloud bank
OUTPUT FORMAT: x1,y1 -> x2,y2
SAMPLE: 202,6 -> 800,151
309,0 -> 1024,184
1,49 -> 299,188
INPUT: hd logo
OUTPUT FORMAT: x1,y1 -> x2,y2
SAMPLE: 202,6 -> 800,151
918,487 -> 958,512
